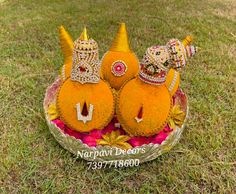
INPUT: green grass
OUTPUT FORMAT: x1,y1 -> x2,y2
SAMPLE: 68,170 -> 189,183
0,0 -> 235,193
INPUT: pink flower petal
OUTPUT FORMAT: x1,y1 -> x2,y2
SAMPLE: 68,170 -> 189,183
64,127 -> 82,139
102,122 -> 115,134
82,135 -> 97,147
151,131 -> 168,144
128,136 -> 149,147
52,119 -> 65,130
163,125 -> 173,133
89,129 -> 103,139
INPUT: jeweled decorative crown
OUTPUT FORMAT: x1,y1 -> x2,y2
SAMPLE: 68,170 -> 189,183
166,39 -> 187,70
139,45 -> 171,85
139,36 -> 197,85
185,45 -> 197,58
71,28 -> 100,84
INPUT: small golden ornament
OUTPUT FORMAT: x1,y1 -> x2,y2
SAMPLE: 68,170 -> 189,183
168,105 -> 186,129
57,28 -> 115,132
97,130 -> 132,150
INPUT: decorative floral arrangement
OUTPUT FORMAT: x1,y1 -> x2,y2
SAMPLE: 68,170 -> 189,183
44,22 -> 197,163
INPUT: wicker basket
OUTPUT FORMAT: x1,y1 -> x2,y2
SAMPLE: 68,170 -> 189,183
43,78 -> 188,163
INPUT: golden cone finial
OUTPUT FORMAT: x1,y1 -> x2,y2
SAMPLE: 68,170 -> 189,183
58,25 -> 73,63
110,23 -> 132,52
182,35 -> 193,47
79,27 -> 89,41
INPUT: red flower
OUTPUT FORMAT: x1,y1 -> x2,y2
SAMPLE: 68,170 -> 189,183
151,131 -> 168,144
80,129 -> 103,147
64,126 -> 82,139
89,129 -> 103,139
102,122 -> 115,134
82,135 -> 97,147
128,136 -> 149,147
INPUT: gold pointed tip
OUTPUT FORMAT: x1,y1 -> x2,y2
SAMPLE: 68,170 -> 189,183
109,22 -> 132,52
182,35 -> 193,47
59,25 -> 65,32
187,35 -> 193,42
120,22 -> 126,29
79,27 -> 89,41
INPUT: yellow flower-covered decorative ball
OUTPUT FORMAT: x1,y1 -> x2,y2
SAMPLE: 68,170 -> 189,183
57,28 -> 115,132
117,78 -> 172,136
117,37 -> 197,136
101,23 -> 139,90
117,45 -> 174,137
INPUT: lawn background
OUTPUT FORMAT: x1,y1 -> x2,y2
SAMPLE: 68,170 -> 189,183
0,0 -> 235,193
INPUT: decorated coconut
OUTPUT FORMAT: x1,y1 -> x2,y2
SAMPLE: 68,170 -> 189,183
117,37 -> 197,137
57,28 -> 115,132
100,23 -> 139,90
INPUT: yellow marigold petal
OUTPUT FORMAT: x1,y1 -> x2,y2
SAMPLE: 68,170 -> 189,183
175,119 -> 185,127
98,130 -> 132,150
49,114 -> 59,121
168,119 -> 176,129
110,131 -> 116,141
169,105 -> 186,128
115,142 -> 132,150
115,130 -> 121,137
115,135 -> 130,142
97,139 -> 110,146
110,130 -> 120,142
47,104 -> 56,113
47,104 -> 59,120
101,134 -> 110,142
